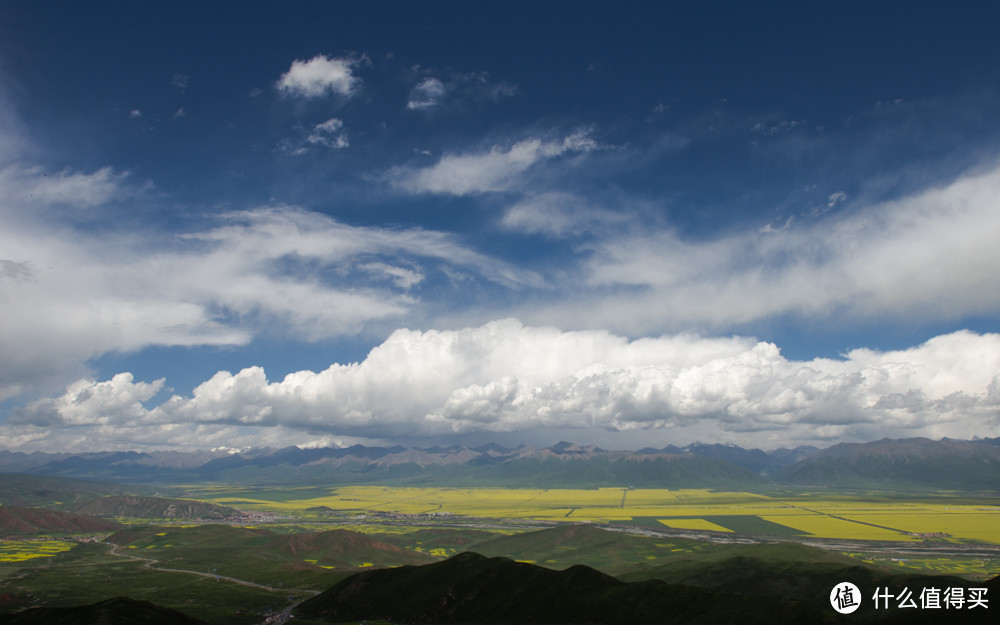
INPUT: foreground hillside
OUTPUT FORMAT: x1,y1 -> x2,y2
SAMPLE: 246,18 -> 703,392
296,552 -> 1000,624
295,551 -> 830,624
0,597 -> 212,625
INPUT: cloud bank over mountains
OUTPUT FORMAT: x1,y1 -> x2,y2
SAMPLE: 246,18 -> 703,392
6,320 -> 999,451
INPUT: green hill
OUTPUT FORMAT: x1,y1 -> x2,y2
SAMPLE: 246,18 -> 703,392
0,506 -> 121,535
107,524 -> 434,590
467,524 -> 706,575
0,597 -> 211,625
0,474 -> 138,508
295,551 -> 830,624
296,551 -> 1000,624
73,495 -> 241,520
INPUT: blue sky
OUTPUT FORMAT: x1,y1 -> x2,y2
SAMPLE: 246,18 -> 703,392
2,2 -> 1000,452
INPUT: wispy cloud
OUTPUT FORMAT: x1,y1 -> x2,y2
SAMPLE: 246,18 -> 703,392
171,73 -> 188,93
388,130 -> 598,195
531,161 -> 1000,333
405,71 -> 516,111
280,117 -> 350,154
0,180 -> 535,403
499,191 -> 629,238
0,165 -> 129,208
276,54 -> 361,99
407,77 -> 447,110
307,117 -> 349,148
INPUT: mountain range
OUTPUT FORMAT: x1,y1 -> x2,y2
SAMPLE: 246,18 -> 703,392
1,437 -> 998,490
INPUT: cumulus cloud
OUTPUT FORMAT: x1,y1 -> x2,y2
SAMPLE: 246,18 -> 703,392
9,320 -> 998,450
389,130 -> 598,195
276,54 -> 360,99
12,373 -> 164,427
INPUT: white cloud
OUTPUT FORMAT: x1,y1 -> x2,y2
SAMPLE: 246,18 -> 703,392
276,55 -> 360,99
405,72 -> 516,112
389,130 -> 598,195
0,165 -> 128,208
542,162 -> 1000,333
500,192 -> 628,237
827,191 -> 848,207
12,373 -> 164,427
0,192 -> 534,402
8,320 -> 999,450
407,77 -> 447,110
750,119 -> 805,135
280,118 -> 350,154
360,262 -> 424,289
306,117 -> 349,149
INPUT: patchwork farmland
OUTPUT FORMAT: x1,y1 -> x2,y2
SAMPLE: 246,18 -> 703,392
192,485 -> 1000,545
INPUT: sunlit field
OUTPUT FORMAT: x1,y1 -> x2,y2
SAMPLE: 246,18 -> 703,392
0,540 -> 76,562
189,485 -> 1000,544
657,518 -> 733,532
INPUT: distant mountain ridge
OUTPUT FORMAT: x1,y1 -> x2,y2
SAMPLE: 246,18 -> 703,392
2,437 -> 998,490
776,437 -> 1000,489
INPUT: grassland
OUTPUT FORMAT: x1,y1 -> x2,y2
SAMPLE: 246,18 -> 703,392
0,542 -> 305,625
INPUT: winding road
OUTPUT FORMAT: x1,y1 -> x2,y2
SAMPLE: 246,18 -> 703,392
101,541 -> 319,624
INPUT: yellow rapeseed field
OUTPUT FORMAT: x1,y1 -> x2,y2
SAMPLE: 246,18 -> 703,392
200,485 -> 1000,544
840,512 -> 1000,543
756,514 -> 915,541
0,540 -> 76,562
657,518 -> 734,532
